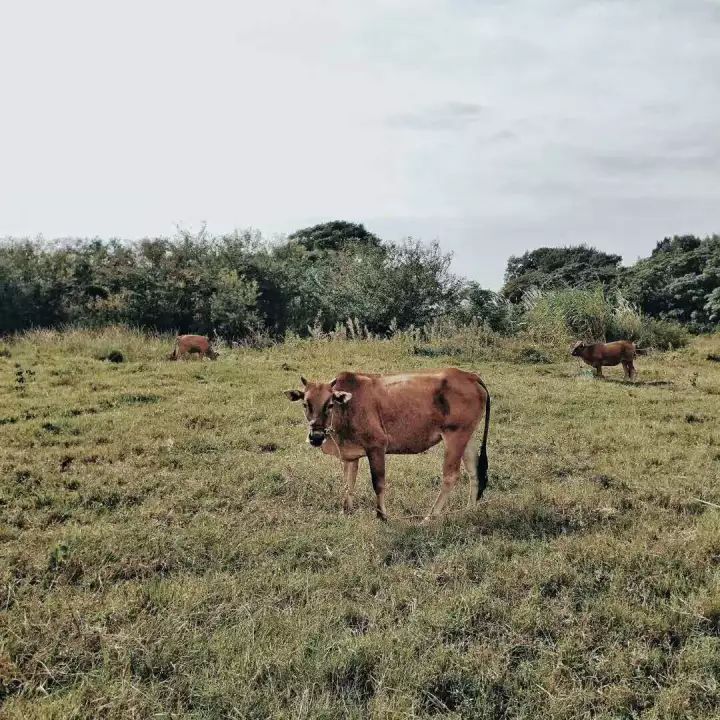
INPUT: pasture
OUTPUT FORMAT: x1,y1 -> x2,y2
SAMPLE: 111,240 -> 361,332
1,328 -> 719,719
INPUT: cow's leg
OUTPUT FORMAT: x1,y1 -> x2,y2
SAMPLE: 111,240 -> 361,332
625,360 -> 636,380
366,448 -> 388,521
462,434 -> 479,507
342,459 -> 359,515
593,363 -> 603,378
423,431 -> 469,523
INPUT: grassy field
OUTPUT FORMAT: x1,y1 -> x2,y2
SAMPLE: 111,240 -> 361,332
1,327 -> 719,719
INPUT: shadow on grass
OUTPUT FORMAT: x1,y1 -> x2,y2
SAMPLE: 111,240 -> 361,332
464,499 -> 623,540
601,378 -> 674,387
382,499 -> 621,565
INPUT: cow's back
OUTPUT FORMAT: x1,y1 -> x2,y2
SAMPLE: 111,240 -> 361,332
583,341 -> 635,365
176,334 -> 211,356
333,368 -> 485,454
600,340 -> 635,362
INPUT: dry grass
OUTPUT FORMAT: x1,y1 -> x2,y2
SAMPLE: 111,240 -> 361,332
1,328 -> 719,719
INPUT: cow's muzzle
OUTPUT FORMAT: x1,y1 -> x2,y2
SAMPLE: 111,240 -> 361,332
308,430 -> 326,447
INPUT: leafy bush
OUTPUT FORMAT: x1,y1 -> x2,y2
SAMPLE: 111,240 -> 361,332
0,229 -> 463,341
521,288 -> 611,345
500,238 -> 719,335
519,288 -> 688,350
607,293 -> 644,341
503,245 -> 622,301
635,318 -> 689,350
514,345 -> 553,364
448,282 -> 522,334
209,270 -> 260,339
20,326 -> 168,362
1,229 -> 715,342
621,234 -> 720,331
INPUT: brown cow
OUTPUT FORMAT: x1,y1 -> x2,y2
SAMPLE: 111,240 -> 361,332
169,334 -> 218,360
285,368 -> 490,523
571,340 -> 636,379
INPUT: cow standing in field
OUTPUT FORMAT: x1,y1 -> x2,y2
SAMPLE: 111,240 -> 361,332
285,368 -> 490,523
571,340 -> 636,379
169,334 -> 218,360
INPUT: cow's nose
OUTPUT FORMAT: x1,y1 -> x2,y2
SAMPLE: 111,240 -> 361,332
308,431 -> 325,447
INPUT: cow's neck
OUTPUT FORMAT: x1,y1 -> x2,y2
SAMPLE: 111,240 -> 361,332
328,408 -> 352,441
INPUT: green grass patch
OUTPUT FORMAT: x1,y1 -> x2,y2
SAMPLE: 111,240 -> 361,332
0,328 -> 719,718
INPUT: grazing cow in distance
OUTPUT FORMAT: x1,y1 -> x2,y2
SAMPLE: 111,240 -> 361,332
571,340 -> 636,379
285,368 -> 490,523
169,334 -> 218,361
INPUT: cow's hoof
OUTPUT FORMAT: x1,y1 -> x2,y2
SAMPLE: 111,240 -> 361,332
376,511 -> 388,522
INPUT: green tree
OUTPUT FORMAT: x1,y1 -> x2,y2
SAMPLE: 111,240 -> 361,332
621,235 -> 720,331
209,270 -> 259,340
310,239 -> 462,332
450,282 -> 518,333
287,220 -> 383,255
502,245 -> 622,302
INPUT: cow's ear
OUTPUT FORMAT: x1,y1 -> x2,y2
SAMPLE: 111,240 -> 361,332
300,376 -> 308,387
332,391 -> 352,405
285,389 -> 304,401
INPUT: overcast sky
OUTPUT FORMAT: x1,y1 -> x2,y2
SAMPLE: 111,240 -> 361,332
1,0 -> 719,288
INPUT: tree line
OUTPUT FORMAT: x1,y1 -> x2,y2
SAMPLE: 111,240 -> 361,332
0,221 -> 718,338
504,236 -> 720,332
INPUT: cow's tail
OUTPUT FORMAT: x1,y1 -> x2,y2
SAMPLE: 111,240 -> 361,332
169,338 -> 178,361
475,376 -> 491,501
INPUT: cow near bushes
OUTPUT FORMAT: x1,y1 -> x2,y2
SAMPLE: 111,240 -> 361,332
571,340 -> 636,379
169,335 -> 218,361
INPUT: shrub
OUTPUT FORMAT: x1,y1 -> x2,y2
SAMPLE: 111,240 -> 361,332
608,294 -> 644,341
449,283 -> 523,334
635,318 -> 689,350
209,270 -> 260,340
621,234 -> 720,331
514,345 -> 552,364
521,287 -> 611,345
21,326 -> 168,362
519,288 -> 688,351
401,318 -> 499,362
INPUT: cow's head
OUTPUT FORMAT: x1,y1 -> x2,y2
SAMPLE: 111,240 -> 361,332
571,341 -> 585,357
285,376 -> 352,446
